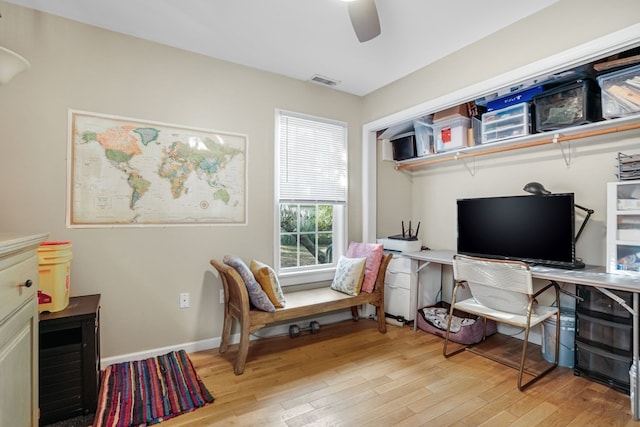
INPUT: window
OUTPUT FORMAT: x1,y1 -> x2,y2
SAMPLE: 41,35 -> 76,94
275,110 -> 347,282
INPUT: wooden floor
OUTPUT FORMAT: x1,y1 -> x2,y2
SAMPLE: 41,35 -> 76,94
163,319 -> 636,426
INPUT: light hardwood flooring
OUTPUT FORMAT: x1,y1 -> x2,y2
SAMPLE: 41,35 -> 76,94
164,318 -> 635,426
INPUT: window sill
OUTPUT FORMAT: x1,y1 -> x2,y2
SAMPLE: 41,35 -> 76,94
279,267 -> 336,287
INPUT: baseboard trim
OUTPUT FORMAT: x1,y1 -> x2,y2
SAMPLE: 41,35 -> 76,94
100,337 -> 221,367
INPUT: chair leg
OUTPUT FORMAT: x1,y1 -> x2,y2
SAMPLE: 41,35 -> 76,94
517,323 -> 532,390
219,312 -> 232,354
234,321 -> 251,375
443,285 -> 467,358
376,303 -> 387,333
516,308 -> 559,390
351,305 -> 360,321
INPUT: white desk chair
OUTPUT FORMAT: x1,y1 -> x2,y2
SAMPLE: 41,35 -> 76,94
443,254 -> 561,390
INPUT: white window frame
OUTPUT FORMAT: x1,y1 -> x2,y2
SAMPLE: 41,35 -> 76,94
274,109 -> 348,286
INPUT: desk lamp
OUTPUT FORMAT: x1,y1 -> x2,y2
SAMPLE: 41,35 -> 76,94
523,182 -> 594,242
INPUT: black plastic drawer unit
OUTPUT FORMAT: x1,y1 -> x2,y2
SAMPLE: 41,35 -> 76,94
574,285 -> 633,394
576,311 -> 633,354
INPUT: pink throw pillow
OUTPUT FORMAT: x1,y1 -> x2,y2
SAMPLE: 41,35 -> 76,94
346,242 -> 384,293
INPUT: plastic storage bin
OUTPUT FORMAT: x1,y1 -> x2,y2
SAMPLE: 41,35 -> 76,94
38,241 -> 72,313
541,309 -> 575,368
576,285 -> 632,320
433,116 -> 470,152
613,245 -> 640,274
413,119 -> 433,156
597,63 -> 640,119
575,341 -> 631,393
390,131 -> 416,161
481,102 -> 531,143
532,79 -> 601,131
486,85 -> 544,111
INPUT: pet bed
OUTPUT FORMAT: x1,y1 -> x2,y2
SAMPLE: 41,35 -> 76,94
417,302 -> 497,344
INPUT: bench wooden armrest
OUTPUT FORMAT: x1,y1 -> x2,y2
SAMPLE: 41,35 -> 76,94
210,253 -> 392,375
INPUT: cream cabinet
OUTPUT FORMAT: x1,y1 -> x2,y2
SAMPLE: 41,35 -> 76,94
384,256 -> 417,323
0,233 -> 48,427
384,254 -> 443,324
607,180 -> 640,276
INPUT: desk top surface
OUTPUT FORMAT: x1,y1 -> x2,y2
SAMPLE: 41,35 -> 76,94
401,249 -> 640,293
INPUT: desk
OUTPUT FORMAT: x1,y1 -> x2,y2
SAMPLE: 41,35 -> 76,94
403,249 -> 640,420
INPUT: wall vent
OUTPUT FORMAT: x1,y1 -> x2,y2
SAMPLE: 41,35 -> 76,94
310,74 -> 340,87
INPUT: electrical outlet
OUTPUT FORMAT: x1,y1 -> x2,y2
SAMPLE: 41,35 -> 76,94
219,289 -> 225,304
179,292 -> 190,308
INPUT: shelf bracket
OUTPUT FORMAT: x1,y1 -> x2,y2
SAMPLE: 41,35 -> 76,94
553,133 -> 572,166
455,152 -> 475,176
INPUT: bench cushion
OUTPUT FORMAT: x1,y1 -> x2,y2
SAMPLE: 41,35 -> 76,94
224,255 -> 276,312
330,256 -> 367,296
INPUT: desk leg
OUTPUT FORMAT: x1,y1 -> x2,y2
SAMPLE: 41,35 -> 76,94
414,282 -> 420,332
413,261 -> 425,332
413,261 -> 443,332
635,292 -> 639,421
414,262 -> 422,331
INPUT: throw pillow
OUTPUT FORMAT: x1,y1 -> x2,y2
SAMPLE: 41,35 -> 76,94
346,242 -> 384,293
330,256 -> 367,296
223,255 -> 275,312
250,259 -> 286,308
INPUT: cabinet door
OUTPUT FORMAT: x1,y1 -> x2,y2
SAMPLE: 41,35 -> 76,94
0,298 -> 38,427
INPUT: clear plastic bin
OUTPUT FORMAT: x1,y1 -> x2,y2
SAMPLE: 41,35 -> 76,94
597,63 -> 640,119
481,102 -> 531,143
532,79 -> 601,131
413,119 -> 433,157
433,116 -> 470,152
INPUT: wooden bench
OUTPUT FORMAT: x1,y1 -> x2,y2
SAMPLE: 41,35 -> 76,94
210,253 -> 393,375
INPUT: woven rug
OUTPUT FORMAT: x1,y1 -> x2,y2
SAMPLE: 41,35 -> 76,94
93,350 -> 214,427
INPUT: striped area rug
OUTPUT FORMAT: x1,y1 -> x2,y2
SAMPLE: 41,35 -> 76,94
93,350 -> 214,426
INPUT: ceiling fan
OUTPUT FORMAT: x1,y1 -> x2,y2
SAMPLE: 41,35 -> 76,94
344,0 -> 381,43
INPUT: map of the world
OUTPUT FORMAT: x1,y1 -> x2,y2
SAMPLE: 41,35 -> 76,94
68,110 -> 246,226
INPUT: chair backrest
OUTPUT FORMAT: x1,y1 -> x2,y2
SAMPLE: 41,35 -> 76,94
210,258 -> 250,315
453,254 -> 534,315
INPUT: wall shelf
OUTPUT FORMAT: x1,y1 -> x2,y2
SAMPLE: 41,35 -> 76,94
394,114 -> 640,171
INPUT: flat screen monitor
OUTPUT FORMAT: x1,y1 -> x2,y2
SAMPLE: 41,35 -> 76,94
456,193 -> 584,269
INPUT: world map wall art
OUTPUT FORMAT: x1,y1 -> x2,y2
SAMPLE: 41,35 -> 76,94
67,110 -> 247,227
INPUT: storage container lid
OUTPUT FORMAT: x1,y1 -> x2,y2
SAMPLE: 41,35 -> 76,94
390,131 -> 415,141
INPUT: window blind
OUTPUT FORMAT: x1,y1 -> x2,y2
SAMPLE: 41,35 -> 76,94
277,111 -> 347,203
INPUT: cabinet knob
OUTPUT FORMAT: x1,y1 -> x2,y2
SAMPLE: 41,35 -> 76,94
20,279 -> 33,288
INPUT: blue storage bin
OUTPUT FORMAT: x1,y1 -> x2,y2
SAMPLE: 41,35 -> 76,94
486,85 -> 544,111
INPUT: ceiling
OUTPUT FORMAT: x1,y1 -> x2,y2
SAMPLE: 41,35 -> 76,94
5,0 -> 559,96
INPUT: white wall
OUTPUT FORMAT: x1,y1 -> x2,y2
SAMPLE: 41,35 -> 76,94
364,0 -> 640,268
0,4 -> 363,358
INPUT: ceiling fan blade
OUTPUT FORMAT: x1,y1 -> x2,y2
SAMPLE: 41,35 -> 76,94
347,0 -> 381,43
